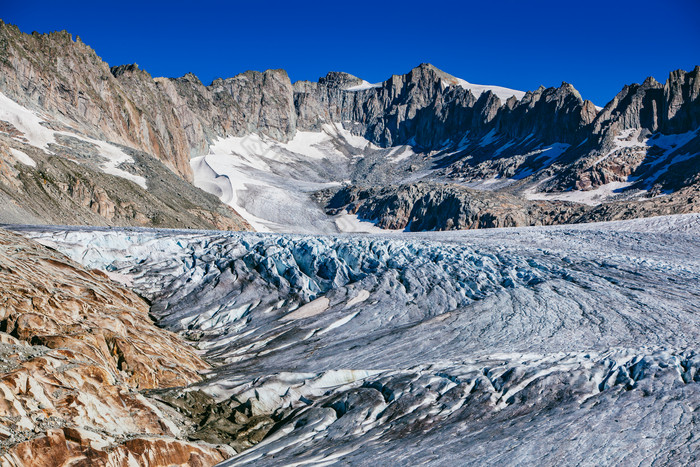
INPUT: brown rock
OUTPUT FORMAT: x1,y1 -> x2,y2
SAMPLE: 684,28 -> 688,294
0,230 -> 229,466
1,429 -> 228,467
0,229 -> 207,389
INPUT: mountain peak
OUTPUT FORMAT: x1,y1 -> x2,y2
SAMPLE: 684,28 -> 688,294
318,71 -> 363,89
410,63 -> 453,80
557,82 -> 582,101
642,76 -> 661,87
414,63 -> 441,72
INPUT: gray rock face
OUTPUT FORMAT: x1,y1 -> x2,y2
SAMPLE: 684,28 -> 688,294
541,67 -> 700,195
1,20 -> 699,233
294,65 -> 595,150
0,24 -> 196,180
593,77 -> 664,137
588,68 -> 700,148
663,66 -> 700,133
573,67 -> 700,147
497,82 -> 597,144
210,69 -> 297,142
327,182 -> 586,230
327,182 -> 700,231
317,71 -> 364,89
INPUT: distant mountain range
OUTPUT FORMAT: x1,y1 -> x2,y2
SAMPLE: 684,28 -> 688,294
0,20 -> 698,231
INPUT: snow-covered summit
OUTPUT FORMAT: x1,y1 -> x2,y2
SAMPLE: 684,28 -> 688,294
443,75 -> 526,101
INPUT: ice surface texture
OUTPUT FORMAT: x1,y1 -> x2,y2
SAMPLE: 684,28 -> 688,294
20,214 -> 700,465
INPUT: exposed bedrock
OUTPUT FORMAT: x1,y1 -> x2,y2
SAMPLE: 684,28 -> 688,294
0,229 -> 232,466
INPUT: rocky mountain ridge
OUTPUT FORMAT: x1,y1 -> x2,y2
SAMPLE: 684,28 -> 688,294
0,20 -> 699,232
326,182 -> 700,231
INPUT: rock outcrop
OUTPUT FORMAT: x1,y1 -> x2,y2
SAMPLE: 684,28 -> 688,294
593,77 -> 664,136
0,23 -> 195,180
0,133 -> 250,229
4,432 -> 227,467
293,64 -> 596,149
663,66 -> 700,134
328,181 -> 700,231
327,182 -> 587,230
0,229 -> 231,466
545,66 -> 700,194
589,67 -> 700,143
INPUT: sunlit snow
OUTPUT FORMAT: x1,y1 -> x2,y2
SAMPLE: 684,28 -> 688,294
191,124 -> 377,233
344,80 -> 382,91
441,77 -> 526,102
0,92 -> 147,188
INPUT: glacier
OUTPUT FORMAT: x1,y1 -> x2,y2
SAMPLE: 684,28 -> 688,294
12,213 -> 700,465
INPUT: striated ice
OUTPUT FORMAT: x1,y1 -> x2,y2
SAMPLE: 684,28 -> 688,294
13,213 -> 700,465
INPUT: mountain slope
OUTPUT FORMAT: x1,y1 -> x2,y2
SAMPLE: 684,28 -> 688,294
0,22 -> 250,230
0,21 -> 698,232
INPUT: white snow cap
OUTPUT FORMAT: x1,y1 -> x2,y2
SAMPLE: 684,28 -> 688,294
441,76 -> 526,102
344,80 -> 382,91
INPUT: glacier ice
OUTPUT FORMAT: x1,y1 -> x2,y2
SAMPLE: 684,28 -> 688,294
15,213 -> 700,465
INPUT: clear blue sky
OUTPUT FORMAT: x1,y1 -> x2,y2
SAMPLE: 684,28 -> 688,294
3,0 -> 699,106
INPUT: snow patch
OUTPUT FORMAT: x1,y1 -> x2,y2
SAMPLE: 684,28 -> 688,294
103,271 -> 134,287
0,93 -> 55,149
192,124 -> 376,233
513,143 -> 571,179
9,148 -> 36,167
318,311 -> 359,335
525,181 -> 634,206
344,81 -> 382,91
388,146 -> 415,163
334,212 -> 399,234
344,290 -> 370,309
0,92 -> 146,188
642,130 -> 700,186
89,139 -> 148,189
479,129 -> 501,146
282,297 -> 331,321
441,77 -> 526,102
463,176 -> 517,191
191,154 -> 274,232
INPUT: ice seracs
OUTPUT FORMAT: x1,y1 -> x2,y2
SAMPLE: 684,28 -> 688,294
14,213 -> 700,465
